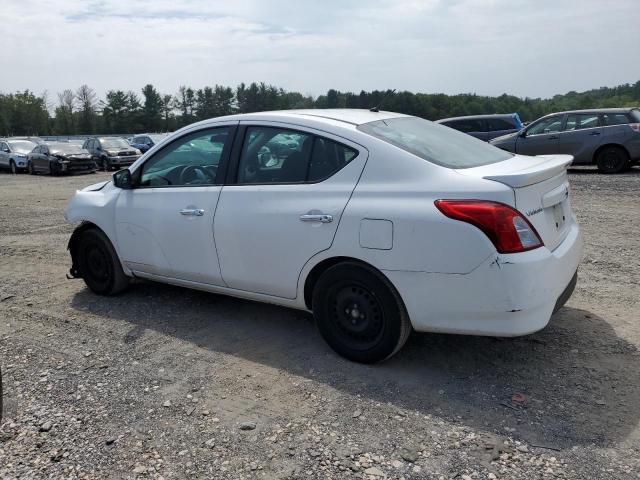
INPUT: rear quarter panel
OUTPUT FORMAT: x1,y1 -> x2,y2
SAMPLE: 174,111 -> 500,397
306,141 -> 515,276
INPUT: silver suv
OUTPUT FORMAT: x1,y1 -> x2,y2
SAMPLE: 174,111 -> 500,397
490,108 -> 640,173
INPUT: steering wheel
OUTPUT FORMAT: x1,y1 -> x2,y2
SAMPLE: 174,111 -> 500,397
178,165 -> 211,185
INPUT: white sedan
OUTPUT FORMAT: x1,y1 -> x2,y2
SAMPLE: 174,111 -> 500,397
65,109 -> 582,363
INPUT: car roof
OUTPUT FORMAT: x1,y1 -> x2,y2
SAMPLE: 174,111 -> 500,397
436,114 -> 517,123
216,109 -> 410,126
541,107 -> 638,117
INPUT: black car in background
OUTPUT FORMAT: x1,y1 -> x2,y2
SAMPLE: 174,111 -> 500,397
490,108 -> 640,173
26,142 -> 96,175
436,113 -> 524,141
83,137 -> 141,171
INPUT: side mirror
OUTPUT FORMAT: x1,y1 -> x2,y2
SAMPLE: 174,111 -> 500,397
519,129 -> 527,138
113,169 -> 133,189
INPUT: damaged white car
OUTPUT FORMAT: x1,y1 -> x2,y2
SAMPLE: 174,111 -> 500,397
65,109 -> 582,363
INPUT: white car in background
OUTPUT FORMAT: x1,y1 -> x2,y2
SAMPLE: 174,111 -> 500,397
65,109 -> 582,363
0,139 -> 37,173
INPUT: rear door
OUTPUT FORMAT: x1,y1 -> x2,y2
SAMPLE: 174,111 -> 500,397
601,111 -> 634,147
213,122 -> 367,299
555,113 -> 603,164
516,114 -> 565,156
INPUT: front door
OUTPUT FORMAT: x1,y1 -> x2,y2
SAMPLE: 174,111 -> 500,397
115,124 -> 236,284
516,114 -> 565,156
214,123 -> 367,299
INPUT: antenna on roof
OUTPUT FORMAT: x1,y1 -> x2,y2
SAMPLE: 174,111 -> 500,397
370,89 -> 396,112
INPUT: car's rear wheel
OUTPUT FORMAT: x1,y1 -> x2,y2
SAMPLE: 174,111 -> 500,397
9,160 -> 17,174
596,146 -> 629,174
312,262 -> 411,363
76,229 -> 129,295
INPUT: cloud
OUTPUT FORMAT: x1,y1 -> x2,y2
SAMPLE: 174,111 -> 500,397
1,0 -> 639,102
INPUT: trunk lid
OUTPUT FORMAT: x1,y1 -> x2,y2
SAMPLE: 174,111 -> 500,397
457,154 -> 575,251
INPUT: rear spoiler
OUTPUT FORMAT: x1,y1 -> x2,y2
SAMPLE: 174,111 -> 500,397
482,155 -> 573,188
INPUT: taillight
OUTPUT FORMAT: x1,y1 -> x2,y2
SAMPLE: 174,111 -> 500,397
434,200 -> 543,254
628,123 -> 640,133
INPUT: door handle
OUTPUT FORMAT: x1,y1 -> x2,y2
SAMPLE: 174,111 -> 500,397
299,214 -> 333,223
180,208 -> 205,216
589,131 -> 601,136
548,136 -> 558,140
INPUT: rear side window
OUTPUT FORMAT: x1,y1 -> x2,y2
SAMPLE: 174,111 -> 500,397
358,117 -> 512,169
564,113 -> 600,131
486,117 -> 516,131
630,110 -> 640,122
526,116 -> 564,135
602,113 -> 630,126
237,126 -> 357,184
447,119 -> 485,133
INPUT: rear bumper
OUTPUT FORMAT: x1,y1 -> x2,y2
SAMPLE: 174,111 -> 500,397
384,222 -> 583,336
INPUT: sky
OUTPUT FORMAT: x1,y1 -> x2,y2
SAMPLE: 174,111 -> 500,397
2,0 -> 639,101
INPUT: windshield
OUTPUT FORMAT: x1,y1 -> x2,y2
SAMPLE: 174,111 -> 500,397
358,117 -> 513,169
7,140 -> 36,154
100,138 -> 130,149
50,144 -> 88,154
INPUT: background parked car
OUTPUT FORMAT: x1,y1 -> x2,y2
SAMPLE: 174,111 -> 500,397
0,138 -> 37,173
27,141 -> 96,175
490,108 -> 640,173
83,137 -> 141,171
129,133 -> 170,153
436,113 -> 523,141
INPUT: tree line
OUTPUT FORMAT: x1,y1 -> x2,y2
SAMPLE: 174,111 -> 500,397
1,80 -> 639,137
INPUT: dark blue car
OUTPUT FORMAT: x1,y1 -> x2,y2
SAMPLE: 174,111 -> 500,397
129,133 -> 170,153
436,113 -> 523,141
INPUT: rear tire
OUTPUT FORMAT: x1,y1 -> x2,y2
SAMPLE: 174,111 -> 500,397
312,262 -> 411,363
76,229 -> 129,295
596,146 -> 629,174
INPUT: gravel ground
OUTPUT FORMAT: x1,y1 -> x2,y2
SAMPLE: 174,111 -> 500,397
0,166 -> 639,479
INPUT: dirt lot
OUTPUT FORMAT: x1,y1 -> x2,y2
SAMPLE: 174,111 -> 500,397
0,167 -> 639,479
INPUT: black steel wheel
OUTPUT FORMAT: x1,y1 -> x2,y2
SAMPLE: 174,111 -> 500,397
76,229 -> 129,295
312,262 -> 411,363
596,146 -> 629,174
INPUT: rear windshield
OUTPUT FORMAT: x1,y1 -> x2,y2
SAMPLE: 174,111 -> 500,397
358,117 -> 512,169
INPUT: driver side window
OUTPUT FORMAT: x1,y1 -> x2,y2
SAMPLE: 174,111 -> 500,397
139,127 -> 232,187
527,116 -> 563,136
